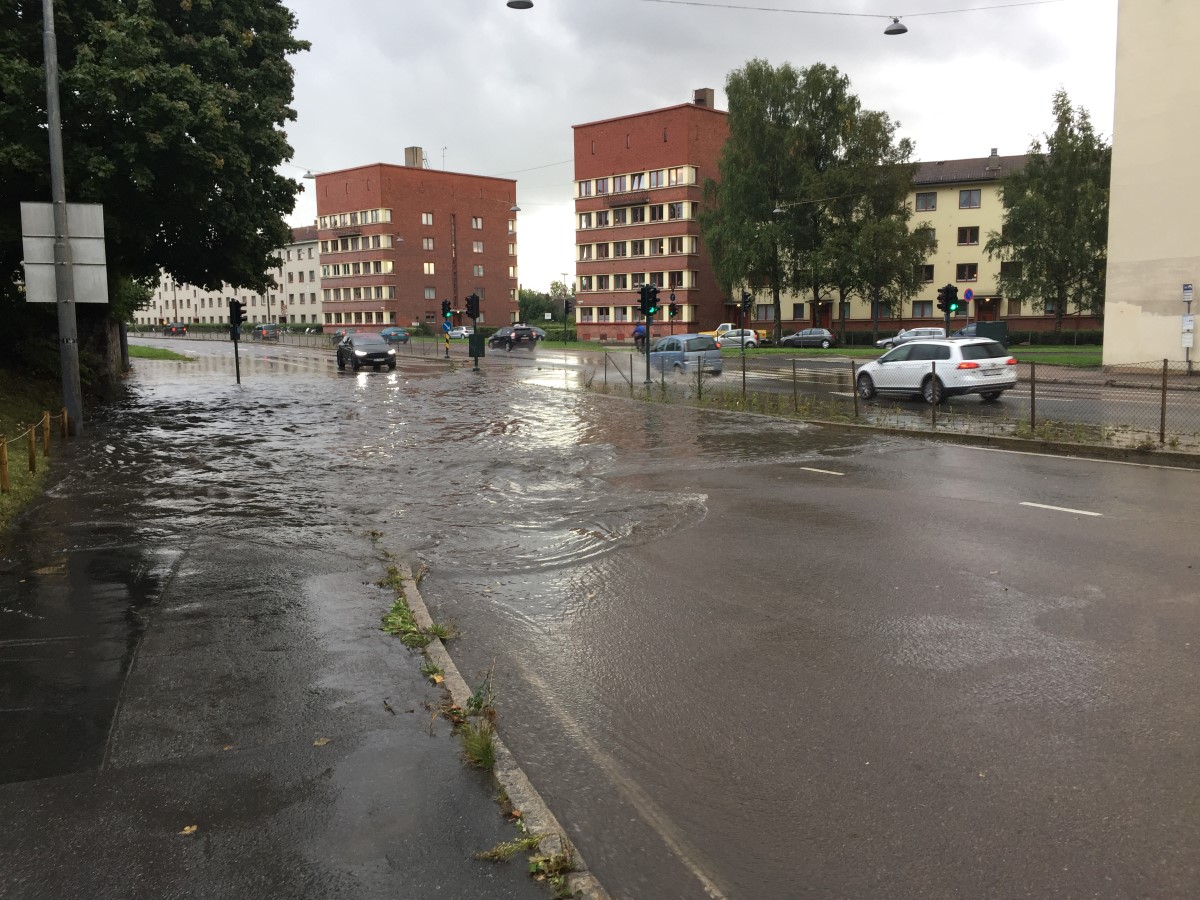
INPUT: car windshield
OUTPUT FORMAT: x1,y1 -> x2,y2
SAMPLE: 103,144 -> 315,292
960,341 -> 1009,360
354,336 -> 388,349
684,336 -> 717,352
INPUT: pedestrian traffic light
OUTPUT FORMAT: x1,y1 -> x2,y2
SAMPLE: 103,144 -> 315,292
945,285 -> 960,314
669,301 -> 679,318
228,299 -> 247,326
441,299 -> 452,318
465,293 -> 480,319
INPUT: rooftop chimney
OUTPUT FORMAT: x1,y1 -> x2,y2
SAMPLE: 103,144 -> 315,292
693,88 -> 715,108
404,146 -> 427,168
986,147 -> 1000,171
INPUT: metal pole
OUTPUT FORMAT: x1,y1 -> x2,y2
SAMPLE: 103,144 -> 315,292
851,360 -> 859,418
644,314 -> 652,384
792,359 -> 798,413
930,362 -> 937,429
1029,361 -> 1037,430
1160,358 -> 1168,445
42,0 -> 83,435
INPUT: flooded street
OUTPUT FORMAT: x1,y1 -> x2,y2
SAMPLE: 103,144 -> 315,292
4,338 -> 1199,898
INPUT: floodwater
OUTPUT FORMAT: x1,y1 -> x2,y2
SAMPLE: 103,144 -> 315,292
5,339 -> 1199,899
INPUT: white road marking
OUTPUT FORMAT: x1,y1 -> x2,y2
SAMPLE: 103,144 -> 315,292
1020,501 -> 1103,517
964,445 -> 1200,472
801,466 -> 844,476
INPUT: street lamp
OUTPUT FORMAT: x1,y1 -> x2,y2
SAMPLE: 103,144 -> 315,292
507,0 -> 533,8
884,17 -> 908,35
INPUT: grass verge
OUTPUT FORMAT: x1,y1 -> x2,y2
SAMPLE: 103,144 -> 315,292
0,370 -> 64,533
127,345 -> 194,361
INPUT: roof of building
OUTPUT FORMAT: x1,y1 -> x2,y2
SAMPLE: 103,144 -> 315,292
913,152 -> 1030,186
573,101 -> 728,131
290,224 -> 318,244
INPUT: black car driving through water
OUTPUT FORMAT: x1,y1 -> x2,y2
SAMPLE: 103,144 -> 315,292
336,333 -> 397,371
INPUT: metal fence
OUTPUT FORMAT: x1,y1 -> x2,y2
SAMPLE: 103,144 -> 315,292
595,353 -> 1200,454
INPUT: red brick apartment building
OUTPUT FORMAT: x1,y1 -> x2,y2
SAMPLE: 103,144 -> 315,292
312,149 -> 519,333
573,89 -> 729,342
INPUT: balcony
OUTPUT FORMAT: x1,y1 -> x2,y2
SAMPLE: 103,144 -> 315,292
603,191 -> 650,208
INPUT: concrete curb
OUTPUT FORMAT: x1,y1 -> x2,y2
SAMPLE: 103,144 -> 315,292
403,567 -> 610,900
807,419 -> 1200,469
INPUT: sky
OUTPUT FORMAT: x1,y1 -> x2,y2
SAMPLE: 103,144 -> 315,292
279,0 -> 1119,293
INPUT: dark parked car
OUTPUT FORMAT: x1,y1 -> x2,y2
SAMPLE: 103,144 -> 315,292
251,323 -> 280,341
779,328 -> 837,349
379,326 -> 410,344
336,333 -> 397,371
162,322 -> 188,337
488,325 -> 538,351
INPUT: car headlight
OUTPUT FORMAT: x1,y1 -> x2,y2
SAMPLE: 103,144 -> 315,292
354,350 -> 366,357
387,348 -> 396,355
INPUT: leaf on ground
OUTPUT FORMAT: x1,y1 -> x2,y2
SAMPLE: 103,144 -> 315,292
179,825 -> 198,835
313,737 -> 331,747
222,744 -> 233,751
431,674 -> 444,684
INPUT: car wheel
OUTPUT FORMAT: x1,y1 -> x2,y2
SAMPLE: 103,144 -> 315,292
387,360 -> 397,371
981,391 -> 1003,402
336,353 -> 345,371
856,374 -> 876,400
922,376 -> 944,404
351,356 -> 361,371
672,363 -> 684,373
746,341 -> 757,349
820,339 -> 831,349
507,340 -> 514,351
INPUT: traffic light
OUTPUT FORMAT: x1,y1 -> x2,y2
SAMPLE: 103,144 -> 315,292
669,300 -> 679,318
935,286 -> 948,312
228,299 -> 247,326
564,299 -> 573,317
646,285 -> 659,316
465,293 -> 480,319
441,299 -> 452,318
945,285 -> 960,314
740,291 -> 753,314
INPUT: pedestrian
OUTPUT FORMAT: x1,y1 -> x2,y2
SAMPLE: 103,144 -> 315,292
632,322 -> 647,352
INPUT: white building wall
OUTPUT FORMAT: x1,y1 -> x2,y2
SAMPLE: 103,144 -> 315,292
1104,0 -> 1200,365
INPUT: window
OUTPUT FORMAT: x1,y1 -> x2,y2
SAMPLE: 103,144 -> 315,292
614,274 -> 628,290
650,205 -> 664,221
423,237 -> 435,251
425,287 -> 437,301
919,264 -> 934,282
596,177 -> 609,195
631,240 -> 645,256
473,241 -> 484,253
579,276 -> 593,291
613,175 -> 626,192
649,170 -> 664,188
630,172 -> 645,190
422,212 -> 434,225
915,191 -> 937,212
612,208 -> 627,226
596,243 -> 610,259
508,266 -> 516,278
913,301 -> 933,318
668,237 -> 684,254
631,272 -> 645,287
508,243 -> 516,255
668,202 -> 684,220
424,262 -> 436,275
1000,260 -> 1023,281
1043,299 -> 1061,316
668,167 -> 685,185
959,189 -> 981,209
613,241 -> 627,258
473,264 -> 485,276
957,226 -> 979,246
579,212 -> 592,229
792,303 -> 806,320
668,271 -> 683,288
597,275 -> 609,290
631,207 -> 646,224
578,180 -> 592,198
956,263 -> 978,282
578,244 -> 592,261
287,271 -> 294,283
650,272 -> 665,288
471,216 -> 483,229
596,210 -> 610,227
649,239 -> 664,256
1007,298 -> 1022,316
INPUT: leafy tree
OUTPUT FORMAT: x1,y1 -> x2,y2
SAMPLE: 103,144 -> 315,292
703,61 -> 926,340
0,0 -> 308,346
985,90 -> 1111,331
518,287 -> 553,323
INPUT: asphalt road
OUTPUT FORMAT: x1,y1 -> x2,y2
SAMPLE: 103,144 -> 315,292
30,335 -> 1198,899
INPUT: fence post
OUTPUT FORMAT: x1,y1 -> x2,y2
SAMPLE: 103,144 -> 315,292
28,426 -> 36,474
792,359 -> 798,413
930,362 -> 937,429
1,436 -> 8,493
851,360 -> 859,419
1161,358 -> 1168,445
60,406 -> 68,439
604,353 -> 608,386
629,356 -> 634,397
42,412 -> 50,456
1030,361 -> 1037,431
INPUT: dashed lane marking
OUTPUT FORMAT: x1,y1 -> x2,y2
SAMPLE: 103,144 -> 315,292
1020,501 -> 1103,517
800,466 -> 845,476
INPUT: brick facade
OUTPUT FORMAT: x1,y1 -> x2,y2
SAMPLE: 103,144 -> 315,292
313,160 -> 518,333
572,91 -> 729,342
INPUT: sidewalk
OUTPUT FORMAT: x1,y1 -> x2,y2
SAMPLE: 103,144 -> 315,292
0,438 -> 545,898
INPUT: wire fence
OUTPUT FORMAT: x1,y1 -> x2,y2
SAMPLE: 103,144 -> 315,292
0,408 -> 71,496
130,326 -> 459,358
593,354 -> 1200,454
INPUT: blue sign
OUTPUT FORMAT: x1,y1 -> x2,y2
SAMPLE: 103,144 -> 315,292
963,288 -> 974,301
441,321 -> 451,333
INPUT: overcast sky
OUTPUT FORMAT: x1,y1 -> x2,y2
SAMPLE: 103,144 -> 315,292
280,0 -> 1118,292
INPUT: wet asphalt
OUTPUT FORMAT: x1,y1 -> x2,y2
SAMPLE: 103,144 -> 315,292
3,336 -> 1200,899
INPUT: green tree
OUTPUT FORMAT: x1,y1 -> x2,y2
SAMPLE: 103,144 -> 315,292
985,90 -> 1111,332
518,287 -> 553,323
0,0 -> 308,341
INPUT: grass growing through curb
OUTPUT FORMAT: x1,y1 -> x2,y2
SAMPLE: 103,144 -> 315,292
459,719 -> 496,770
127,345 -> 193,361
474,835 -> 543,862
375,563 -> 455,648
